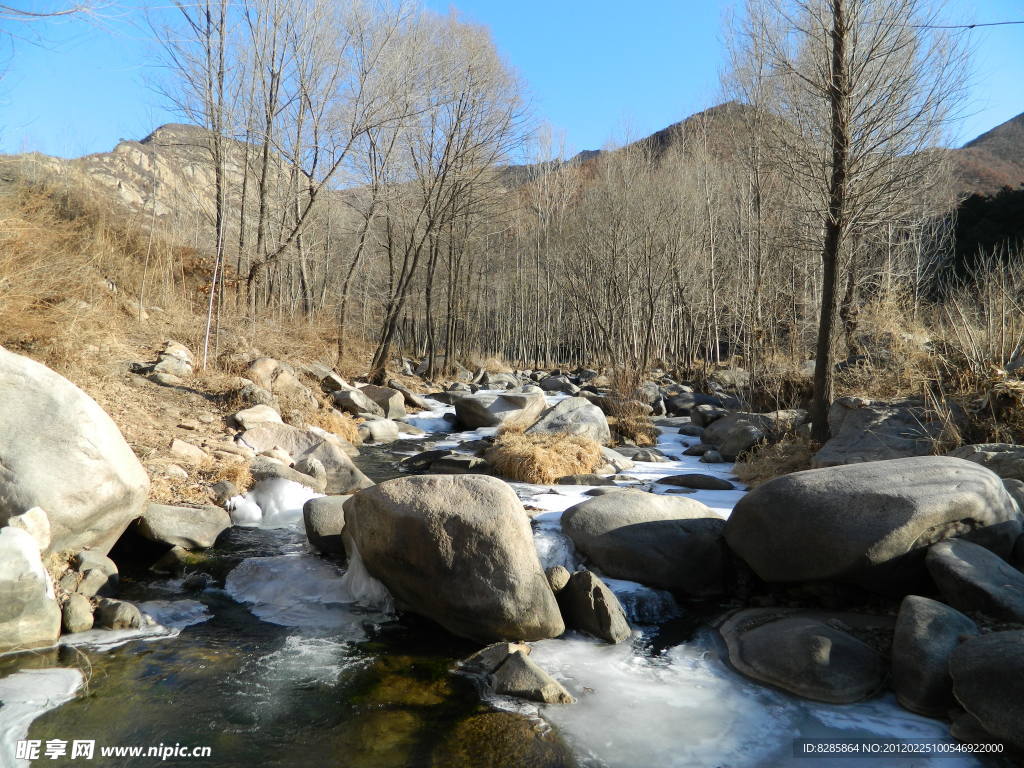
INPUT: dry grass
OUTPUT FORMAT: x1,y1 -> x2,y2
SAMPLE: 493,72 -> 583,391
734,434 -> 818,488
485,432 -> 605,484
148,460 -> 254,506
306,404 -> 363,444
605,367 -> 659,446
609,407 -> 659,446
471,354 -> 513,373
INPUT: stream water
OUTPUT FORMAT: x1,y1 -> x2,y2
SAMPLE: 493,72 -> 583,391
0,395 -> 1005,767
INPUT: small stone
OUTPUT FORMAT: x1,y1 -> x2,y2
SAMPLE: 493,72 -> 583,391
74,551 -> 119,597
233,404 -> 283,430
95,598 -> 143,630
62,594 -> 94,634
149,545 -> 204,575
558,570 -> 631,644
490,651 -> 574,704
170,438 -> 209,466
462,642 -> 531,675
700,450 -> 724,464
546,566 -> 571,594
209,480 -> 238,507
657,473 -> 735,491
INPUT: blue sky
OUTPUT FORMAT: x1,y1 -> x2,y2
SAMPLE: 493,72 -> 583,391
1,0 -> 1022,158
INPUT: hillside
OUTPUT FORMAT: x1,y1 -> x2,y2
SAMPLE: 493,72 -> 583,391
952,111 -> 1024,196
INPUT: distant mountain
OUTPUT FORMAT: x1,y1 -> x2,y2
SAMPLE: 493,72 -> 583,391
951,112 -> 1024,196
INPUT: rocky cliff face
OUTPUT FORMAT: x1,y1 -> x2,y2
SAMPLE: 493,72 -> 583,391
1,123 -> 260,233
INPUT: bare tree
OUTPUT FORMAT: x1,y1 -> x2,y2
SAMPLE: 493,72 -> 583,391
732,0 -> 967,439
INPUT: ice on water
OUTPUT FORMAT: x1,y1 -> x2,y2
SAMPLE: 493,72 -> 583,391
0,668 -> 83,767
58,599 -> 212,652
228,477 -> 324,528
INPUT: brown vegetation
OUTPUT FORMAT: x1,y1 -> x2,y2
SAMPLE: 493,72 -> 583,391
485,432 -> 604,485
733,435 -> 818,488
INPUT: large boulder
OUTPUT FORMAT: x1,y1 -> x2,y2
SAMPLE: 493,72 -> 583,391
725,457 -> 1022,592
0,527 -> 61,653
343,475 -> 564,642
925,539 -> 1024,622
386,378 -> 431,410
526,397 -> 611,444
701,409 -> 807,460
358,385 -> 407,419
949,631 -> 1024,750
454,392 -> 547,430
538,376 -> 579,395
813,397 -> 943,467
665,392 -> 725,415
556,570 -> 631,644
0,346 -> 150,555
133,503 -> 231,550
357,419 -> 400,444
947,443 -> 1024,482
332,388 -> 385,418
561,490 -> 727,596
719,609 -> 886,704
240,423 -> 371,494
302,495 -> 349,557
891,595 -> 978,716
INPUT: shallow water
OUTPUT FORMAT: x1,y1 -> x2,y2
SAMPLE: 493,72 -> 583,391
0,394 -> 1007,767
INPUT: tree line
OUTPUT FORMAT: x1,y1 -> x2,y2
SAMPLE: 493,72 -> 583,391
155,0 -> 1020,432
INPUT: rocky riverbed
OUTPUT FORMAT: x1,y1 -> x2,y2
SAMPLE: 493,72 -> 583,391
1,386 -> 1010,768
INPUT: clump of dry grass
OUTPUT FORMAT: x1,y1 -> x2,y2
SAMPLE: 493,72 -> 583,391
605,367 -> 659,446
306,404 -> 363,444
471,354 -> 513,373
608,404 -> 659,446
734,434 -> 818,488
486,432 -> 604,484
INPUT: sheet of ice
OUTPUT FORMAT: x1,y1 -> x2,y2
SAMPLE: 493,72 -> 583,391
398,397 -> 456,434
528,634 -> 793,767
533,527 -> 582,572
338,545 -> 394,613
225,554 -> 390,635
58,599 -> 211,651
0,668 -> 83,767
228,477 -> 323,528
527,633 -> 984,768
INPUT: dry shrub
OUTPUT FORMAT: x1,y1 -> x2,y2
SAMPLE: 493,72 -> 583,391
471,354 -> 513,373
609,405 -> 659,446
830,294 -> 940,401
486,432 -> 604,484
306,405 -> 363,444
733,435 -> 818,488
605,367 -> 659,446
